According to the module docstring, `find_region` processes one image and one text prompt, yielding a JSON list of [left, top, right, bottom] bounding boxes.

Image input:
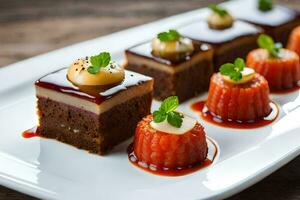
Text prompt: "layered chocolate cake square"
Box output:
[[228, 0, 300, 45], [35, 68, 153, 155], [178, 20, 262, 71], [125, 40, 213, 102]]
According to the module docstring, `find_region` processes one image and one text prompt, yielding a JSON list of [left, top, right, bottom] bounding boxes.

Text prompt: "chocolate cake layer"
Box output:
[[35, 68, 153, 154], [179, 20, 262, 70], [37, 92, 152, 155], [126, 43, 213, 102]]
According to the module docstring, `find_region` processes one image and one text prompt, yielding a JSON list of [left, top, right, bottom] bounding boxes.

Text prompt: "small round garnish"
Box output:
[[207, 4, 234, 30], [257, 34, 282, 58], [152, 30, 194, 61], [153, 96, 184, 128], [67, 52, 125, 86], [222, 67, 255, 84], [220, 58, 255, 84], [258, 0, 273, 12], [150, 114, 196, 135]]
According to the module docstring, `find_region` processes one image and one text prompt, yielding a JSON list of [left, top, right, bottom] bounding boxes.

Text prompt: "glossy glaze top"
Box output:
[[126, 41, 211, 66], [178, 20, 261, 45], [227, 0, 300, 27], [35, 68, 152, 104]]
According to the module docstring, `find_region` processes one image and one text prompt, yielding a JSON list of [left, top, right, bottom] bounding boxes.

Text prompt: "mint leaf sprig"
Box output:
[[209, 4, 228, 17], [87, 52, 111, 74], [157, 29, 180, 42], [257, 34, 282, 58], [220, 58, 246, 81], [258, 0, 273, 12], [153, 96, 183, 128]]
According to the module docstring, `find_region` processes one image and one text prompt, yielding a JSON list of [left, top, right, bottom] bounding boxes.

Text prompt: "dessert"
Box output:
[[228, 0, 300, 45], [35, 52, 153, 155], [178, 4, 262, 71], [247, 34, 300, 91], [128, 96, 209, 176], [206, 58, 271, 122], [287, 26, 300, 57], [125, 29, 213, 102]]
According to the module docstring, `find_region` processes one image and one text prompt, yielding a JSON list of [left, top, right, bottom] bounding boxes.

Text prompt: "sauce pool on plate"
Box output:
[[271, 85, 300, 95], [191, 101, 279, 129], [22, 126, 40, 138], [127, 137, 218, 177]]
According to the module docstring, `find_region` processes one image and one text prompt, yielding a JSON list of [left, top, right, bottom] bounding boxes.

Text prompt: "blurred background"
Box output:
[[0, 0, 225, 67], [0, 0, 300, 199]]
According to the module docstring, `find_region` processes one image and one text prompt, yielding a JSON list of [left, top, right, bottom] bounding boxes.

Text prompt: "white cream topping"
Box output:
[[150, 114, 197, 135], [222, 67, 256, 84]]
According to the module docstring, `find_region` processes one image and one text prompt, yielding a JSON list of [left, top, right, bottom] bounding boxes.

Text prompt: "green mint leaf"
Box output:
[[167, 112, 183, 128], [160, 96, 179, 113], [88, 52, 111, 74], [209, 4, 228, 17], [99, 52, 111, 66], [87, 66, 99, 74], [234, 58, 245, 71], [157, 29, 180, 42], [220, 58, 246, 81], [258, 0, 273, 12], [153, 110, 167, 123], [90, 55, 100, 67], [220, 63, 235, 76], [230, 70, 243, 81], [153, 96, 183, 128], [257, 34, 282, 58], [257, 34, 274, 50]]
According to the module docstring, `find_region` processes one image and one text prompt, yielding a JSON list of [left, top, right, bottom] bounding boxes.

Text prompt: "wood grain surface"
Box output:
[[1, 0, 300, 199]]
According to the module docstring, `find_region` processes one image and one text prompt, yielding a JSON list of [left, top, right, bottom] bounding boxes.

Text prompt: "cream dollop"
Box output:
[[151, 37, 194, 61], [150, 113, 197, 135], [207, 12, 234, 30], [222, 67, 255, 84], [67, 57, 125, 86]]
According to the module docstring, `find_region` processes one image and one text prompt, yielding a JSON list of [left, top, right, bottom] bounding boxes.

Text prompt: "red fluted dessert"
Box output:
[[247, 34, 300, 91], [134, 115, 207, 169], [129, 96, 208, 174], [206, 58, 271, 122]]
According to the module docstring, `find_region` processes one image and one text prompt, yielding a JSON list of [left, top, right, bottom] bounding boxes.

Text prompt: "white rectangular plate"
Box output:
[[0, 0, 300, 199]]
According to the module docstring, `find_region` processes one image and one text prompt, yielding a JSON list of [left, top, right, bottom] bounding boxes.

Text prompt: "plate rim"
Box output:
[[1, 0, 300, 199]]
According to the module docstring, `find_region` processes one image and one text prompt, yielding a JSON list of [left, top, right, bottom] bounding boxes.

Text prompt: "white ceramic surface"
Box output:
[[1, 0, 300, 199]]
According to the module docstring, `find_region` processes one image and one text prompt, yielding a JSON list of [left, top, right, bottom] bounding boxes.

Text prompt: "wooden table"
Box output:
[[0, 0, 299, 199]]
